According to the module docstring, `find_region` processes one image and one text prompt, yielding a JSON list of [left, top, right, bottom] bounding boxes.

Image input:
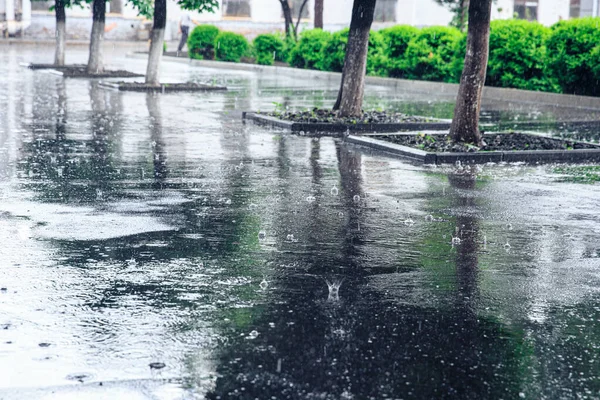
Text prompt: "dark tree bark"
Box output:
[[333, 0, 376, 118], [279, 0, 294, 39], [314, 0, 323, 29], [449, 0, 492, 146], [54, 0, 66, 65], [87, 0, 106, 73], [145, 0, 166, 85]]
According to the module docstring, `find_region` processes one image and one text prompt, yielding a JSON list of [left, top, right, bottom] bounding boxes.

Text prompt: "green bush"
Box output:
[[187, 24, 219, 60], [379, 25, 419, 78], [546, 17, 600, 96], [253, 33, 285, 65], [404, 26, 464, 83], [318, 29, 388, 76], [215, 31, 250, 62], [289, 29, 331, 69], [486, 19, 556, 92]]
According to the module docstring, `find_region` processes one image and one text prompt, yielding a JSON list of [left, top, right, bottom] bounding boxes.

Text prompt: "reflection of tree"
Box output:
[[19, 82, 124, 203], [145, 93, 167, 189], [449, 170, 479, 317]]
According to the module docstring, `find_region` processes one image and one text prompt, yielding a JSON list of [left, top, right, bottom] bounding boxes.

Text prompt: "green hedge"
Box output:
[[187, 25, 219, 60], [546, 17, 600, 96], [215, 31, 249, 63], [404, 26, 464, 83], [318, 28, 387, 76], [185, 20, 600, 97], [379, 25, 419, 78], [487, 19, 556, 92], [289, 29, 331, 69], [253, 33, 286, 65]]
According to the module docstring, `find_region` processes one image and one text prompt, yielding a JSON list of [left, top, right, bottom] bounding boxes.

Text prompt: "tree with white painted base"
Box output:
[[136, 0, 217, 86]]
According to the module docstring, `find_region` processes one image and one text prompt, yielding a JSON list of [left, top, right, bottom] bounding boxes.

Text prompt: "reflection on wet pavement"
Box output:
[[1, 45, 600, 399]]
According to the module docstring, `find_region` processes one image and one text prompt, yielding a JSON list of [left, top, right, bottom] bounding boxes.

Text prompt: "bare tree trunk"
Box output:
[[449, 0, 492, 146], [314, 0, 323, 28], [145, 0, 166, 86], [87, 0, 105, 73], [279, 0, 295, 40], [54, 0, 66, 66], [293, 0, 309, 38], [332, 0, 376, 117]]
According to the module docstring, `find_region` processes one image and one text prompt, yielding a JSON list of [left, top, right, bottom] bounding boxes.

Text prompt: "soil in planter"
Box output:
[[264, 109, 433, 125], [371, 132, 599, 153], [60, 68, 143, 78], [110, 81, 227, 92]]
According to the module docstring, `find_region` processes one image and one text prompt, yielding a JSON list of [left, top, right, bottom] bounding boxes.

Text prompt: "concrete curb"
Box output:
[[345, 134, 600, 165], [127, 52, 600, 110], [98, 81, 227, 92]]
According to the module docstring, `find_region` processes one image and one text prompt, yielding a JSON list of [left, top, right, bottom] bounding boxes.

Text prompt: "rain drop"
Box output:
[[330, 186, 339, 196]]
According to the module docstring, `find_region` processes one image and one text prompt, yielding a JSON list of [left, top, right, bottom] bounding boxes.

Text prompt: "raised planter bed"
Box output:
[[242, 111, 451, 136], [20, 63, 87, 70], [98, 81, 227, 92], [47, 68, 143, 79], [346, 132, 600, 165]]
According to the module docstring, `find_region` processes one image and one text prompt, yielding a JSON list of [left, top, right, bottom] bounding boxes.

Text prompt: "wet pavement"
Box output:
[[1, 44, 600, 399]]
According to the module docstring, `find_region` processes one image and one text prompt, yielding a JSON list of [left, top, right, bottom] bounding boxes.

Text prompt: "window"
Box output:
[[514, 0, 538, 20], [374, 0, 396, 23], [570, 0, 597, 17], [223, 0, 251, 18]]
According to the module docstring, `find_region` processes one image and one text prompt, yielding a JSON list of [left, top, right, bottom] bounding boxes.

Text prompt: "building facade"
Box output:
[[0, 0, 597, 39]]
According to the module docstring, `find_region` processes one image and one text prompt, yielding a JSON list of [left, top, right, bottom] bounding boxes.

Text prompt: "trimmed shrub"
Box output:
[[318, 29, 388, 76], [546, 17, 600, 96], [187, 24, 219, 60], [289, 29, 331, 69], [379, 25, 419, 78], [404, 26, 464, 83], [215, 31, 250, 63], [486, 19, 556, 92], [253, 33, 286, 65]]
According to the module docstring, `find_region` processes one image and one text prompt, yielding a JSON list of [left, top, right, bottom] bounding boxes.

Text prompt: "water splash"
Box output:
[[325, 278, 344, 302]]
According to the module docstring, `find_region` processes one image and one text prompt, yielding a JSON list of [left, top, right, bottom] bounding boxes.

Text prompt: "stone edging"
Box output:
[[126, 52, 600, 110], [345, 135, 600, 165], [242, 112, 451, 135]]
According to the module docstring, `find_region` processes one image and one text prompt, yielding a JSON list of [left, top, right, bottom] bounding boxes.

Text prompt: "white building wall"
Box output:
[[538, 0, 570, 24], [251, 0, 283, 23], [491, 0, 514, 20], [323, 0, 353, 25], [413, 0, 453, 26]]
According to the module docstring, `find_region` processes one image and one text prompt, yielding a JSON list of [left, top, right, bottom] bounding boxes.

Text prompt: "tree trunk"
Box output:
[[87, 0, 106, 73], [449, 0, 492, 146], [332, 0, 376, 117], [314, 0, 323, 29], [145, 0, 166, 86], [279, 0, 294, 40], [54, 0, 66, 66]]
